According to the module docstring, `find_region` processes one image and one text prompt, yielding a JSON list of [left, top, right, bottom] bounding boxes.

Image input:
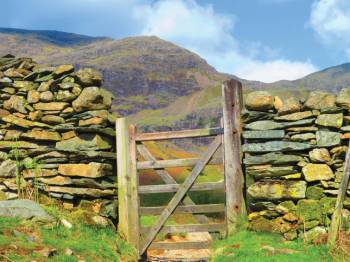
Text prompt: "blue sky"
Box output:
[[1, 0, 350, 83]]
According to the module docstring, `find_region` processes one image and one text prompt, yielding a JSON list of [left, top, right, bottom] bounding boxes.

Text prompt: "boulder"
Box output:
[[0, 199, 54, 223], [72, 87, 112, 112], [73, 68, 102, 87], [242, 141, 312, 153], [0, 160, 16, 177], [277, 97, 301, 115], [247, 180, 306, 200], [273, 96, 283, 111], [27, 90, 40, 104], [302, 164, 334, 182], [3, 95, 27, 114], [58, 162, 112, 178], [336, 88, 350, 109], [305, 91, 336, 110], [56, 134, 111, 151], [40, 91, 54, 102], [309, 148, 331, 163], [53, 65, 74, 78], [245, 91, 274, 111], [316, 131, 341, 147], [316, 113, 343, 128]]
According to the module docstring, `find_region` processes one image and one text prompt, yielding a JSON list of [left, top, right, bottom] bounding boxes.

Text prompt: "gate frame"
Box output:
[[116, 79, 245, 255]]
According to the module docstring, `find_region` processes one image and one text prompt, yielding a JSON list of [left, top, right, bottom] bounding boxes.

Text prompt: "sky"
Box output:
[[1, 0, 349, 83]]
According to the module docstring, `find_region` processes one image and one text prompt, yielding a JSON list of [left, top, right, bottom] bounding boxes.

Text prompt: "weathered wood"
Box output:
[[137, 144, 210, 224], [116, 118, 129, 240], [149, 241, 211, 250], [141, 223, 225, 234], [135, 127, 224, 141], [128, 124, 140, 250], [137, 156, 223, 169], [328, 139, 350, 246], [139, 136, 222, 255], [222, 79, 246, 235], [139, 204, 225, 215], [139, 181, 224, 194]]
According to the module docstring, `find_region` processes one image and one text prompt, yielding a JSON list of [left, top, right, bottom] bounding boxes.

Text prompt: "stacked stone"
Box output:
[[243, 89, 350, 241], [0, 55, 117, 210]]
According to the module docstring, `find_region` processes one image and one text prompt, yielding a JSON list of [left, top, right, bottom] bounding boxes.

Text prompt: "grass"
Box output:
[[211, 230, 333, 262], [0, 212, 137, 261]]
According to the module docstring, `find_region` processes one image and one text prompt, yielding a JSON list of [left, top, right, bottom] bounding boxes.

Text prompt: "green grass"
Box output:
[[0, 216, 137, 262], [211, 230, 333, 262]]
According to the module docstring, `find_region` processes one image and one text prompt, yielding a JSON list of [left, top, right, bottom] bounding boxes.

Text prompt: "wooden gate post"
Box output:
[[116, 118, 140, 251], [222, 79, 246, 234]]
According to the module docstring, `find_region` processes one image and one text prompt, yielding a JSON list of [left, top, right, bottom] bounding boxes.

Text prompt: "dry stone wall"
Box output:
[[0, 55, 117, 217], [243, 89, 350, 241]]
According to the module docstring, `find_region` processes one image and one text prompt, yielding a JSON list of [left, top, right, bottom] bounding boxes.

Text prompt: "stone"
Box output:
[[91, 215, 110, 227], [0, 108, 10, 118], [316, 113, 343, 128], [276, 201, 297, 214], [0, 160, 16, 177], [41, 115, 65, 124], [242, 130, 285, 140], [28, 111, 43, 121], [3, 95, 27, 114], [243, 152, 303, 165], [0, 141, 39, 149], [316, 131, 341, 147], [273, 96, 283, 111], [246, 165, 299, 179], [37, 80, 54, 92], [58, 162, 112, 178], [62, 131, 76, 140], [27, 90, 40, 104], [336, 87, 350, 109], [56, 90, 78, 102], [79, 117, 105, 127], [283, 213, 299, 223], [40, 91, 54, 102], [242, 141, 312, 153], [306, 186, 325, 200], [73, 68, 102, 86], [242, 110, 275, 123], [13, 81, 34, 91], [302, 164, 334, 182], [56, 135, 111, 151], [278, 97, 301, 115], [274, 111, 313, 121], [72, 87, 112, 112], [305, 91, 336, 110], [23, 169, 58, 178], [0, 199, 54, 223], [33, 102, 69, 111], [309, 148, 331, 163], [44, 186, 115, 197], [21, 130, 61, 141], [290, 133, 316, 141], [247, 180, 306, 200], [245, 120, 284, 130], [53, 65, 74, 78], [305, 226, 327, 242], [245, 91, 274, 111], [297, 199, 322, 222], [4, 130, 22, 141]]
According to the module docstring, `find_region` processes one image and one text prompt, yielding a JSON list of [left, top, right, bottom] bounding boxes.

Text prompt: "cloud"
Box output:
[[310, 0, 350, 57], [135, 0, 317, 82]]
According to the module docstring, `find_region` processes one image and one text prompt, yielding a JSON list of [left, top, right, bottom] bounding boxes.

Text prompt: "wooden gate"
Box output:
[[116, 79, 245, 256]]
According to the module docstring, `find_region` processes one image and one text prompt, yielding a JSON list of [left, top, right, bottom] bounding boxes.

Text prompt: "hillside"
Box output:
[[1, 27, 350, 129]]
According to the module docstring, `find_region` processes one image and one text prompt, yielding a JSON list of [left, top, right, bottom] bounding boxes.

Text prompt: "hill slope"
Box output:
[[1, 27, 349, 129]]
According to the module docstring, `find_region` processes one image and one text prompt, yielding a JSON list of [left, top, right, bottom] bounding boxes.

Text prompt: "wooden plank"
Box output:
[[139, 181, 224, 194], [135, 127, 224, 141], [137, 156, 223, 169], [116, 118, 130, 240], [328, 139, 350, 246], [140, 204, 225, 215], [149, 241, 211, 250], [128, 124, 140, 250], [141, 223, 225, 234], [139, 136, 222, 255], [137, 144, 210, 224], [222, 79, 246, 235]]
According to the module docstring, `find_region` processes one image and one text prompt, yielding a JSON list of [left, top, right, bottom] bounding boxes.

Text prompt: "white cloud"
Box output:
[[134, 0, 317, 82], [310, 0, 350, 57]]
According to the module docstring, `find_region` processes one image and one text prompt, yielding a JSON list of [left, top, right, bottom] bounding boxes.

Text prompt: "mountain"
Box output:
[[1, 27, 349, 129]]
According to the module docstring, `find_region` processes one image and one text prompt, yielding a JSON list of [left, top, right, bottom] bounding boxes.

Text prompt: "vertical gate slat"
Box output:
[[222, 79, 246, 235]]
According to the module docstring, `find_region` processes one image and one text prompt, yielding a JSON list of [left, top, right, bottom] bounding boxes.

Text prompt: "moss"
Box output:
[[306, 186, 325, 200], [297, 199, 322, 222]]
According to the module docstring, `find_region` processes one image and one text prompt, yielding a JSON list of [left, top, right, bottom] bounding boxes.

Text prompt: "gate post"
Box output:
[[116, 118, 140, 251], [222, 79, 246, 234]]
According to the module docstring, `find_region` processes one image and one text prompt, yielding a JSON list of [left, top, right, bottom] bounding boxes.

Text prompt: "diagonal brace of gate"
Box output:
[[139, 136, 222, 255]]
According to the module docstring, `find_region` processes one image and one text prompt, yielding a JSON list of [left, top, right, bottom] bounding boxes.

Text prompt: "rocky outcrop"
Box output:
[[244, 89, 350, 240], [0, 55, 117, 216]]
